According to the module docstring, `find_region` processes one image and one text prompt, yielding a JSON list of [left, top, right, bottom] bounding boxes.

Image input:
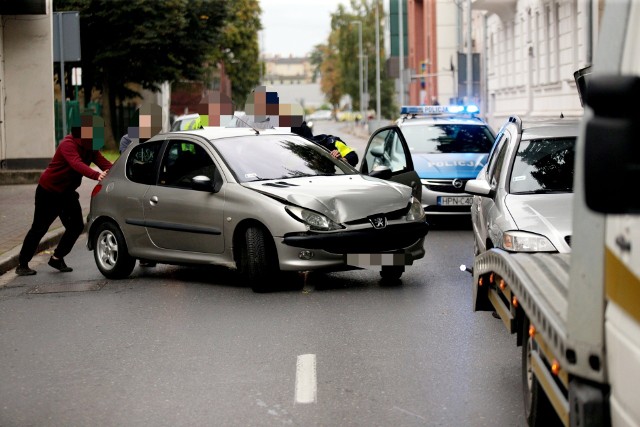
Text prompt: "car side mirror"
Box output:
[[465, 179, 494, 198], [584, 74, 640, 213], [191, 175, 222, 193], [368, 165, 392, 180]]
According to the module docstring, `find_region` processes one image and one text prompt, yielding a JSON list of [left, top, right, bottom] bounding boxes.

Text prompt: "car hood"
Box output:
[[242, 175, 412, 223], [412, 153, 487, 179], [504, 193, 573, 237]]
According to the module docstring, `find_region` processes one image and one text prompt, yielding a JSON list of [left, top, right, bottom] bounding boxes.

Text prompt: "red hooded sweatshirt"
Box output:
[[38, 134, 113, 193]]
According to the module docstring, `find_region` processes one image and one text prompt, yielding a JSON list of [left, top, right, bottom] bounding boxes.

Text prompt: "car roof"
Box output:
[[519, 119, 581, 140], [168, 126, 297, 140], [397, 115, 490, 127], [395, 104, 491, 128]]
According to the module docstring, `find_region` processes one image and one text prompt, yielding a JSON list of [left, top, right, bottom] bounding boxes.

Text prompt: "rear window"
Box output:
[[401, 124, 495, 154]]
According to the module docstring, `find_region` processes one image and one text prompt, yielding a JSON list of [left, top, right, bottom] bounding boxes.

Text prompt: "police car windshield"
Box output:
[[401, 124, 495, 154]]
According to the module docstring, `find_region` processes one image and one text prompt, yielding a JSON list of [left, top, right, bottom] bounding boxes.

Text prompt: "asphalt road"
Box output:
[[0, 232, 525, 426]]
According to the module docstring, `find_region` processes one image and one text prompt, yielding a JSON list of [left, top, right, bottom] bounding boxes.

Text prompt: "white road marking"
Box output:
[[295, 354, 317, 404]]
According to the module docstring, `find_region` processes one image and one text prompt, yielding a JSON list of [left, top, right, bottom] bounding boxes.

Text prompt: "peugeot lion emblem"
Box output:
[[452, 179, 463, 189], [370, 215, 387, 229]]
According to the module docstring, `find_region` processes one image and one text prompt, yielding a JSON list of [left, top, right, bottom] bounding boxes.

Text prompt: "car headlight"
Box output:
[[285, 206, 344, 231], [406, 197, 425, 221], [501, 231, 557, 252]]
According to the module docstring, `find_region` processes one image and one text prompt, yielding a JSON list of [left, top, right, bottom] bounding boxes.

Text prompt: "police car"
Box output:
[[360, 104, 496, 217]]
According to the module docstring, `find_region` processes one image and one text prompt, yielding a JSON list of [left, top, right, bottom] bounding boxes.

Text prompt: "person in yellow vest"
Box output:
[[311, 134, 359, 167]]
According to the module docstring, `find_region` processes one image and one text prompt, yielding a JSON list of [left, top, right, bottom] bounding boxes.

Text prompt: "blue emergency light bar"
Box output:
[[400, 104, 480, 115]]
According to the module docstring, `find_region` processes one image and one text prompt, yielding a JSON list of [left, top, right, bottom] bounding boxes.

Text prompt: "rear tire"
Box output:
[[522, 316, 563, 426], [238, 225, 278, 293], [93, 222, 136, 279]]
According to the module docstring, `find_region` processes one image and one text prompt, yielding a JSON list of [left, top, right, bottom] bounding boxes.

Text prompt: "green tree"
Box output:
[[322, 0, 396, 119], [217, 0, 262, 109], [54, 0, 231, 149]]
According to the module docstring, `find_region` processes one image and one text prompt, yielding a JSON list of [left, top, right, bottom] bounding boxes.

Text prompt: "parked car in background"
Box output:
[[87, 127, 428, 292], [359, 105, 496, 218], [307, 109, 333, 121], [465, 115, 579, 256]]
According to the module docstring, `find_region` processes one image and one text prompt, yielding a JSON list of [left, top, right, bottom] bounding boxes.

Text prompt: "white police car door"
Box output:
[[360, 126, 422, 201]]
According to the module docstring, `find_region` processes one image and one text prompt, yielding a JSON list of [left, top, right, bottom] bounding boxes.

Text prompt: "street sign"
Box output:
[[53, 12, 81, 62]]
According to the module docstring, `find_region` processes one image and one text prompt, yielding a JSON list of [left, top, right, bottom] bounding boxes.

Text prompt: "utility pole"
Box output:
[[398, 0, 404, 106], [466, 0, 472, 103], [352, 20, 364, 122], [375, 0, 381, 120]]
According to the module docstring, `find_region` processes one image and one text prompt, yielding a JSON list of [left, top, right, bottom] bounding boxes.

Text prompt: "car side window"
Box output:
[[126, 141, 163, 185], [486, 132, 509, 180], [159, 140, 216, 188], [488, 135, 510, 188]]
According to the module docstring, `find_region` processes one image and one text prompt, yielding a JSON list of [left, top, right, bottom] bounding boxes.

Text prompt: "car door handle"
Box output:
[[149, 196, 159, 206]]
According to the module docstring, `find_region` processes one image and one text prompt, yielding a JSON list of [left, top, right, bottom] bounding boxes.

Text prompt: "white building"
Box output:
[[471, 0, 600, 130]]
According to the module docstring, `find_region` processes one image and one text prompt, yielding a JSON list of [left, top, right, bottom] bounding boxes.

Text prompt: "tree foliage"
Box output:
[[53, 0, 233, 148], [321, 0, 396, 118], [217, 0, 262, 109]]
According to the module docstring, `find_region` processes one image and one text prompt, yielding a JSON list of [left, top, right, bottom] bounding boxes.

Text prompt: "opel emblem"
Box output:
[[369, 215, 387, 229], [452, 179, 463, 189]]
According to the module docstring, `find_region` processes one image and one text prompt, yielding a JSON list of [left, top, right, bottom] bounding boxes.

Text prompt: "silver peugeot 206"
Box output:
[[86, 127, 428, 292]]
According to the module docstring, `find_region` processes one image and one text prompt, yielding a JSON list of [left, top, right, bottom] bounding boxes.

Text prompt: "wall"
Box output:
[[1, 0, 55, 169]]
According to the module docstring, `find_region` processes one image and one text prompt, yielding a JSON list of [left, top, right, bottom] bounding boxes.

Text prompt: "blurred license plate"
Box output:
[[438, 196, 473, 206], [346, 253, 411, 266]]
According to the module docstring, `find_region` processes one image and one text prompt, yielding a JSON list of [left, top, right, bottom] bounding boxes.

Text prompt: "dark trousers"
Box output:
[[18, 185, 84, 265]]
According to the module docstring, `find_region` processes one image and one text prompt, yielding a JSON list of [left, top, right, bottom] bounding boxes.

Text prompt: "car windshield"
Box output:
[[214, 134, 357, 183], [401, 123, 495, 153], [509, 137, 576, 194]]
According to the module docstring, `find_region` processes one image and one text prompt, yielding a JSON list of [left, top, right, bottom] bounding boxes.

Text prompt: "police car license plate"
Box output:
[[438, 196, 473, 206]]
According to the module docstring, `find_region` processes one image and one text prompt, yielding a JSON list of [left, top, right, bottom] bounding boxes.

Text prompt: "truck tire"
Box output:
[[521, 316, 563, 426], [93, 222, 136, 280]]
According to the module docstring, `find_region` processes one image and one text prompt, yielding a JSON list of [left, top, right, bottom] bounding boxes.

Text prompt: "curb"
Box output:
[[0, 223, 88, 276]]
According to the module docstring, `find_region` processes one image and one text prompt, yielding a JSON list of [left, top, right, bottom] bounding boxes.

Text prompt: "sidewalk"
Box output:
[[0, 176, 95, 275]]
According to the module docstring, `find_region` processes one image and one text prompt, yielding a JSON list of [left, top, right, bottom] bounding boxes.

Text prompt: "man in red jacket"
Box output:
[[15, 115, 113, 276]]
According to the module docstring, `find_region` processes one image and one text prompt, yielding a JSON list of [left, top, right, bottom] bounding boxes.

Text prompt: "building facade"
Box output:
[[390, 0, 600, 130]]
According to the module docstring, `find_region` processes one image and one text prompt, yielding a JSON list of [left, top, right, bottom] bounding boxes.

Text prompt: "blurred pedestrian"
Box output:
[[16, 115, 113, 276], [119, 103, 164, 153]]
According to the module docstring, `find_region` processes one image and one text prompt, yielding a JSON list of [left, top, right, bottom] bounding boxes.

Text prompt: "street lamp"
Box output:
[[375, 0, 381, 121], [351, 20, 363, 123]]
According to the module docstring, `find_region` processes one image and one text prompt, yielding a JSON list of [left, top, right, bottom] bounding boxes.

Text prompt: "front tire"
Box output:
[[93, 222, 136, 280], [238, 225, 278, 293]]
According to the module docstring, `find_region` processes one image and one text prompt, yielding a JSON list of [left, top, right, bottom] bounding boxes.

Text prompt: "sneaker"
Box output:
[[48, 257, 73, 272], [16, 265, 37, 276]]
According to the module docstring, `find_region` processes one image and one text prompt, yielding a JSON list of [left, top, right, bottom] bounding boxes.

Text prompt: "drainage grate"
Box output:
[[27, 281, 106, 294]]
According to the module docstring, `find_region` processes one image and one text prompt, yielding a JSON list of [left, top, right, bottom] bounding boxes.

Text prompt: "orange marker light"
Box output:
[[551, 360, 561, 375], [529, 325, 536, 337], [490, 273, 495, 283], [479, 277, 483, 286], [499, 279, 506, 291], [512, 296, 518, 307]]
